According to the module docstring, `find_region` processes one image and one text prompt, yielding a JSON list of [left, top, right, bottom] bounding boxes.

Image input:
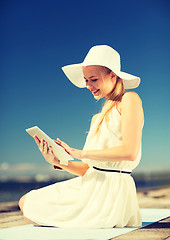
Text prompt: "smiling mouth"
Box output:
[[92, 89, 100, 95]]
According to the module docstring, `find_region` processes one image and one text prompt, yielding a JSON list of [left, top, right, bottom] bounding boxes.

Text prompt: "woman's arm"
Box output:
[[58, 92, 144, 162], [34, 136, 89, 177], [82, 92, 144, 161], [33, 113, 101, 177], [54, 161, 89, 176], [53, 115, 101, 175]]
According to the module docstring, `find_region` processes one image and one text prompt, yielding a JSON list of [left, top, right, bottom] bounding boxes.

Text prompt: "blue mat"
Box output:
[[0, 209, 170, 240]]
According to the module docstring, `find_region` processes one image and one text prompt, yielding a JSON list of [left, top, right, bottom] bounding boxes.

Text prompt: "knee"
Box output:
[[19, 194, 26, 212]]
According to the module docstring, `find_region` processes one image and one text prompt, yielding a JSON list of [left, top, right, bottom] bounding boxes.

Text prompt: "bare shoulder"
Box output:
[[117, 92, 142, 113], [122, 91, 142, 105], [90, 113, 100, 129], [121, 91, 144, 124]]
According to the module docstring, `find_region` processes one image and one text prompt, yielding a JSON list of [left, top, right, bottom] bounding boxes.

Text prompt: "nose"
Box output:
[[86, 81, 93, 90]]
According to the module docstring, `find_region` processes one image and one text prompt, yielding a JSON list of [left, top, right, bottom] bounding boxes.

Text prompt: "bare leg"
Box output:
[[19, 194, 41, 226], [19, 194, 26, 212]]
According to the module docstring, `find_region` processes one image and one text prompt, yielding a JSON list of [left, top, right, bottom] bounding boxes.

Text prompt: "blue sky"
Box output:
[[0, 0, 170, 176]]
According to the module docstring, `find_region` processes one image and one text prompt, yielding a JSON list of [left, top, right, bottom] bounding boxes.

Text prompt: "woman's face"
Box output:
[[82, 65, 117, 100]]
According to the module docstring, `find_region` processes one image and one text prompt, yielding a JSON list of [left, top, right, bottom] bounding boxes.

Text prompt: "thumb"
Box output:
[[54, 138, 61, 145]]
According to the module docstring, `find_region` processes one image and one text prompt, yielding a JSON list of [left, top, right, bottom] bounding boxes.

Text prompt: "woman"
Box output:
[[19, 45, 144, 228]]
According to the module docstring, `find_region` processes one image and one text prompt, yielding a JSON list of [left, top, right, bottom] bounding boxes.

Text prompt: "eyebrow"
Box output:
[[84, 76, 97, 80]]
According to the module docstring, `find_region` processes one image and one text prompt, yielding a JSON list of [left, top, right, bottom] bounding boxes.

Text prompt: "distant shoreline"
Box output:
[[1, 176, 170, 203], [136, 184, 170, 192], [1, 185, 170, 209]]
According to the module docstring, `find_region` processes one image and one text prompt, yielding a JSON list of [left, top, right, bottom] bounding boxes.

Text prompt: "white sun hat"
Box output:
[[62, 45, 140, 89]]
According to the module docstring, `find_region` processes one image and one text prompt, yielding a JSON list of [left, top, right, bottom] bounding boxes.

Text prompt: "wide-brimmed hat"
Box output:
[[62, 45, 140, 89]]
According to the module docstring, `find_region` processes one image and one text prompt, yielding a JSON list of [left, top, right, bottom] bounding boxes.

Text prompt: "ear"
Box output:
[[110, 71, 116, 79]]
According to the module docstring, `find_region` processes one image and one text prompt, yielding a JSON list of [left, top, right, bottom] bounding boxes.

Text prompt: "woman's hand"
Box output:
[[55, 138, 83, 160], [34, 135, 60, 166]]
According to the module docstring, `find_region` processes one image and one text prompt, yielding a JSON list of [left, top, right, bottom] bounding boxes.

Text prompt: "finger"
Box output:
[[44, 141, 48, 153], [54, 165, 63, 170], [57, 139, 69, 149], [56, 139, 66, 149], [56, 139, 71, 155], [57, 138, 63, 144], [34, 135, 40, 146], [56, 138, 62, 145], [40, 139, 45, 152], [48, 146, 53, 154], [53, 140, 60, 145], [64, 149, 71, 155]]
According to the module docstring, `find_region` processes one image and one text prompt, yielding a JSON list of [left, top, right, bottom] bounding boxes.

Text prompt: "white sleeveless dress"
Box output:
[[23, 106, 143, 228]]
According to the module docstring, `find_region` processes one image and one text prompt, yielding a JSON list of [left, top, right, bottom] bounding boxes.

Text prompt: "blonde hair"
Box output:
[[95, 66, 126, 135]]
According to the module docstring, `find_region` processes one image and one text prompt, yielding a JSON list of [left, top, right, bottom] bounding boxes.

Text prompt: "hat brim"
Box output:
[[62, 64, 140, 89], [117, 71, 141, 89], [62, 63, 85, 88]]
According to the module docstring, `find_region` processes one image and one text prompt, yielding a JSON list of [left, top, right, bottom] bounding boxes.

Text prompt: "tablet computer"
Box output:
[[26, 126, 73, 165]]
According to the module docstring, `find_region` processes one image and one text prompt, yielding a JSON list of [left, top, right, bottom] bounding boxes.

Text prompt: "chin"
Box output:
[[94, 95, 103, 100]]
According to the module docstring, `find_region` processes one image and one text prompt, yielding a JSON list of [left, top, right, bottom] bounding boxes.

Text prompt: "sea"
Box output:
[[1, 172, 170, 203]]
